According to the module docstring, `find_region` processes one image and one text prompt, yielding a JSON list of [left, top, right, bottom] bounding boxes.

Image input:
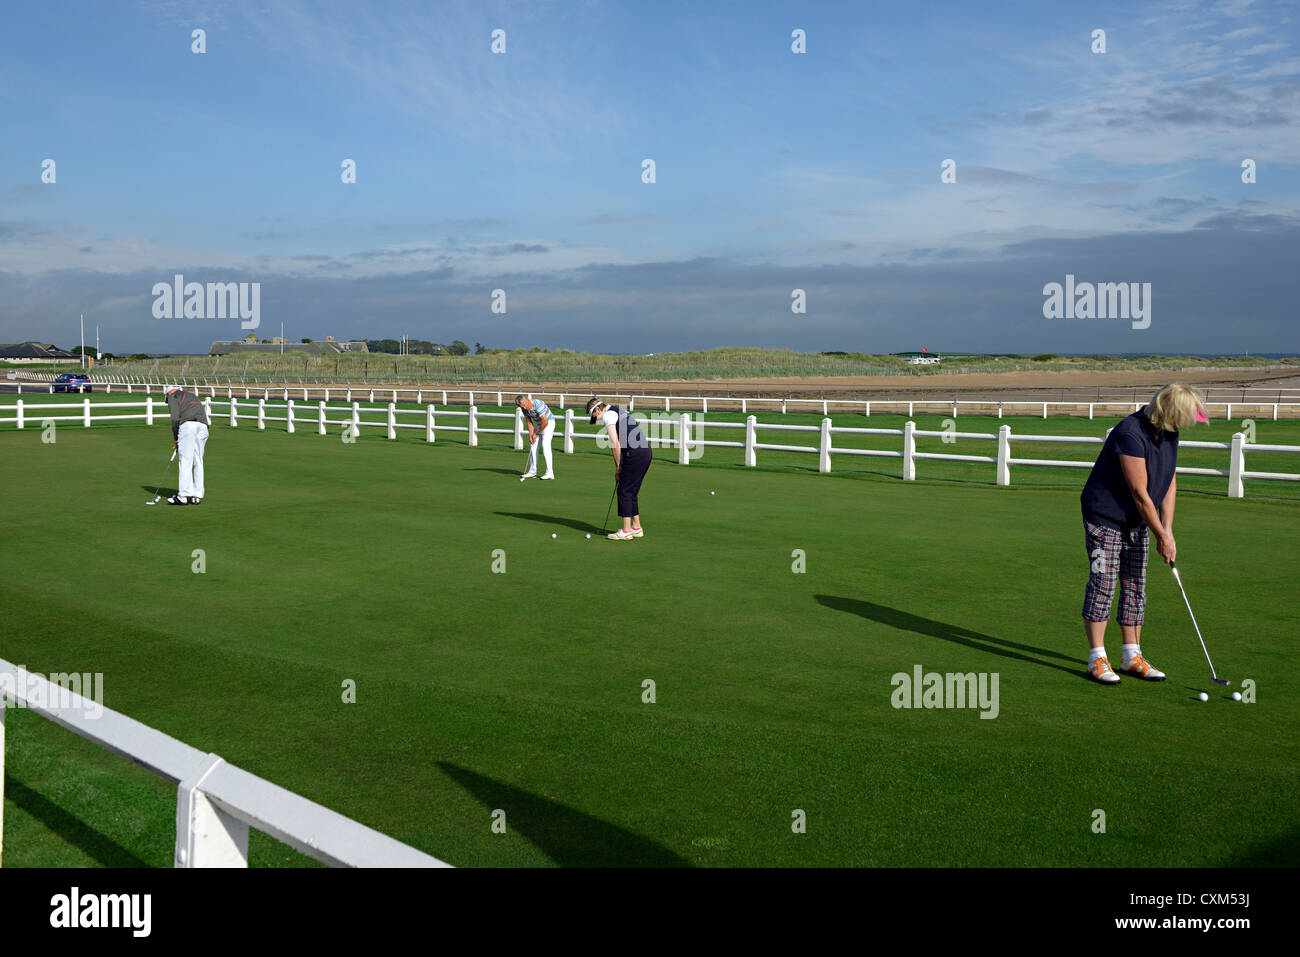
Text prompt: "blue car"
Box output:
[[53, 373, 92, 393]]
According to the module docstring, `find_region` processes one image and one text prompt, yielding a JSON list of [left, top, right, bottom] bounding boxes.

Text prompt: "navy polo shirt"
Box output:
[[1081, 410, 1180, 531]]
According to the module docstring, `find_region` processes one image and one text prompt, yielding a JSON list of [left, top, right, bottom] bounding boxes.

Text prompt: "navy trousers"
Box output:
[[618, 448, 652, 517]]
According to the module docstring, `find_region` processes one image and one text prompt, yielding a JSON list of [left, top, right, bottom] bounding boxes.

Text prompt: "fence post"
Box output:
[[0, 686, 5, 858], [127, 383, 133, 394], [287, 399, 295, 433], [230, 396, 238, 427], [701, 397, 708, 413], [678, 413, 691, 465], [908, 401, 914, 417], [318, 401, 326, 436], [564, 408, 574, 453], [426, 405, 436, 443], [497, 391, 503, 407], [903, 420, 916, 481], [1088, 403, 1094, 420], [83, 397, 91, 427], [628, 396, 634, 412], [1041, 402, 1047, 419], [865, 402, 870, 417], [282, 387, 288, 401], [1226, 402, 1232, 421], [146, 396, 154, 426], [392, 390, 397, 404], [368, 390, 374, 403], [175, 756, 250, 868], [346, 388, 352, 403], [442, 390, 448, 404], [203, 397, 212, 428], [997, 402, 1003, 419], [514, 408, 524, 450], [1273, 403, 1279, 421], [745, 415, 757, 467], [387, 403, 396, 440], [1228, 432, 1245, 499], [819, 417, 832, 473], [415, 390, 421, 405], [468, 405, 479, 447], [781, 398, 787, 414], [352, 402, 360, 438], [997, 425, 1011, 486], [324, 389, 330, 403], [952, 400, 957, 419], [257, 398, 266, 430], [741, 398, 747, 414]]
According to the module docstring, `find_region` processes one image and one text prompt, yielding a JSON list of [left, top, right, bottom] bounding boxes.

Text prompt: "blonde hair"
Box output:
[[1144, 383, 1205, 433]]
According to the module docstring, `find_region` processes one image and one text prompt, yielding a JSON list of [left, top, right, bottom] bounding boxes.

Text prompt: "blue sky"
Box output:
[[2, 0, 1298, 354]]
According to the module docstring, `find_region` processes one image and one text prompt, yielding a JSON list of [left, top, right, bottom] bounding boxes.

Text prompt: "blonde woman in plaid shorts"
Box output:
[[1078, 384, 1208, 685]]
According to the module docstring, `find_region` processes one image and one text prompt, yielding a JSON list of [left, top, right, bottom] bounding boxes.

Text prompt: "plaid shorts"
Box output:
[[1081, 520, 1148, 626]]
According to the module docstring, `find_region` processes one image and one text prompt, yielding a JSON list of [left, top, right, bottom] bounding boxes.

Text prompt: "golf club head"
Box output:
[[1210, 677, 1230, 686]]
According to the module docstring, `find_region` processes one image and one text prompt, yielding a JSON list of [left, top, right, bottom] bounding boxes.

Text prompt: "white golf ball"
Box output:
[[551, 533, 557, 539], [710, 491, 715, 495], [1232, 691, 1242, 702], [519, 476, 525, 482], [585, 533, 591, 539], [1198, 692, 1209, 702]]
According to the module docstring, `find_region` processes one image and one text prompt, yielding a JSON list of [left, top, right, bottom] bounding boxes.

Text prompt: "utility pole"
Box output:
[[80, 313, 86, 369], [281, 321, 284, 356], [96, 325, 101, 362]]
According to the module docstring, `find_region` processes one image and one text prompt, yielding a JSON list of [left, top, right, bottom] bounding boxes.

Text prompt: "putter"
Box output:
[[600, 482, 618, 536], [1169, 562, 1229, 685], [145, 449, 178, 505]]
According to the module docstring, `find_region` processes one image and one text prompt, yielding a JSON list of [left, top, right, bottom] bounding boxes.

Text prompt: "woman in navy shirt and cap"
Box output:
[[1079, 383, 1208, 685], [587, 397, 653, 541]]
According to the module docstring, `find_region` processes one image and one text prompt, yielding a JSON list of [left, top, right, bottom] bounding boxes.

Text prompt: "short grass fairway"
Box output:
[[1, 418, 1297, 867]]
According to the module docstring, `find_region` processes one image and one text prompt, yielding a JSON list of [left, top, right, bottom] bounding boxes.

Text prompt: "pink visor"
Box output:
[[1195, 407, 1209, 424]]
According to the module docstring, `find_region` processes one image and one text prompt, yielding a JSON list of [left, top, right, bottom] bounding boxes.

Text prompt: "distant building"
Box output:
[[0, 342, 81, 363], [208, 338, 369, 356]]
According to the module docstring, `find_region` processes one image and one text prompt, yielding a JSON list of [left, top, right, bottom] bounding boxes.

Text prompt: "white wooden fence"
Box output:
[[2, 395, 1298, 498], [0, 659, 449, 868], [11, 373, 1300, 421]]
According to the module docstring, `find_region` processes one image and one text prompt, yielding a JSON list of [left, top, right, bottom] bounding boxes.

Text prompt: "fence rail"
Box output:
[[10, 374, 1300, 421], [3, 394, 1297, 498], [0, 659, 449, 868]]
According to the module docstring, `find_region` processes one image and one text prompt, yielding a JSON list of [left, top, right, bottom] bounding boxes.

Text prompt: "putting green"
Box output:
[[0, 419, 1296, 866]]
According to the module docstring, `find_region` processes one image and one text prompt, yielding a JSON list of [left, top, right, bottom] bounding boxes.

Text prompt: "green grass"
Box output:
[[1, 417, 1297, 867]]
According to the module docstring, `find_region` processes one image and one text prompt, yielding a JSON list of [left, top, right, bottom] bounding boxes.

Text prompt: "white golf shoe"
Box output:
[[1086, 656, 1121, 685], [607, 529, 637, 541]]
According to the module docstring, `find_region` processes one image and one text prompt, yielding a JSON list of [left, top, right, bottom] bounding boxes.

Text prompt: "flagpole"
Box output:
[[80, 313, 85, 369]]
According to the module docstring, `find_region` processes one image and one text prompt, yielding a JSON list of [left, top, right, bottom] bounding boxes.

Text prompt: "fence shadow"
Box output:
[[815, 595, 1086, 678], [437, 762, 691, 867], [2, 777, 153, 867], [494, 511, 600, 534]]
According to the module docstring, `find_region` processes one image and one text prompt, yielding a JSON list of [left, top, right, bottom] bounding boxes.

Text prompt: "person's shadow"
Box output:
[[438, 762, 690, 867], [815, 595, 1086, 678], [140, 485, 178, 497], [465, 468, 520, 476], [495, 511, 602, 534]]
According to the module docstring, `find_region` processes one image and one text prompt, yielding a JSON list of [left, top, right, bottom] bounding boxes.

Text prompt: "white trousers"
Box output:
[[178, 421, 209, 499], [526, 419, 555, 476]]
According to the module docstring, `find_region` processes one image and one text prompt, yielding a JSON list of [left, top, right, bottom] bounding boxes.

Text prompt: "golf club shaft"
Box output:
[[1171, 564, 1221, 678], [152, 449, 177, 499], [601, 481, 617, 534]]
